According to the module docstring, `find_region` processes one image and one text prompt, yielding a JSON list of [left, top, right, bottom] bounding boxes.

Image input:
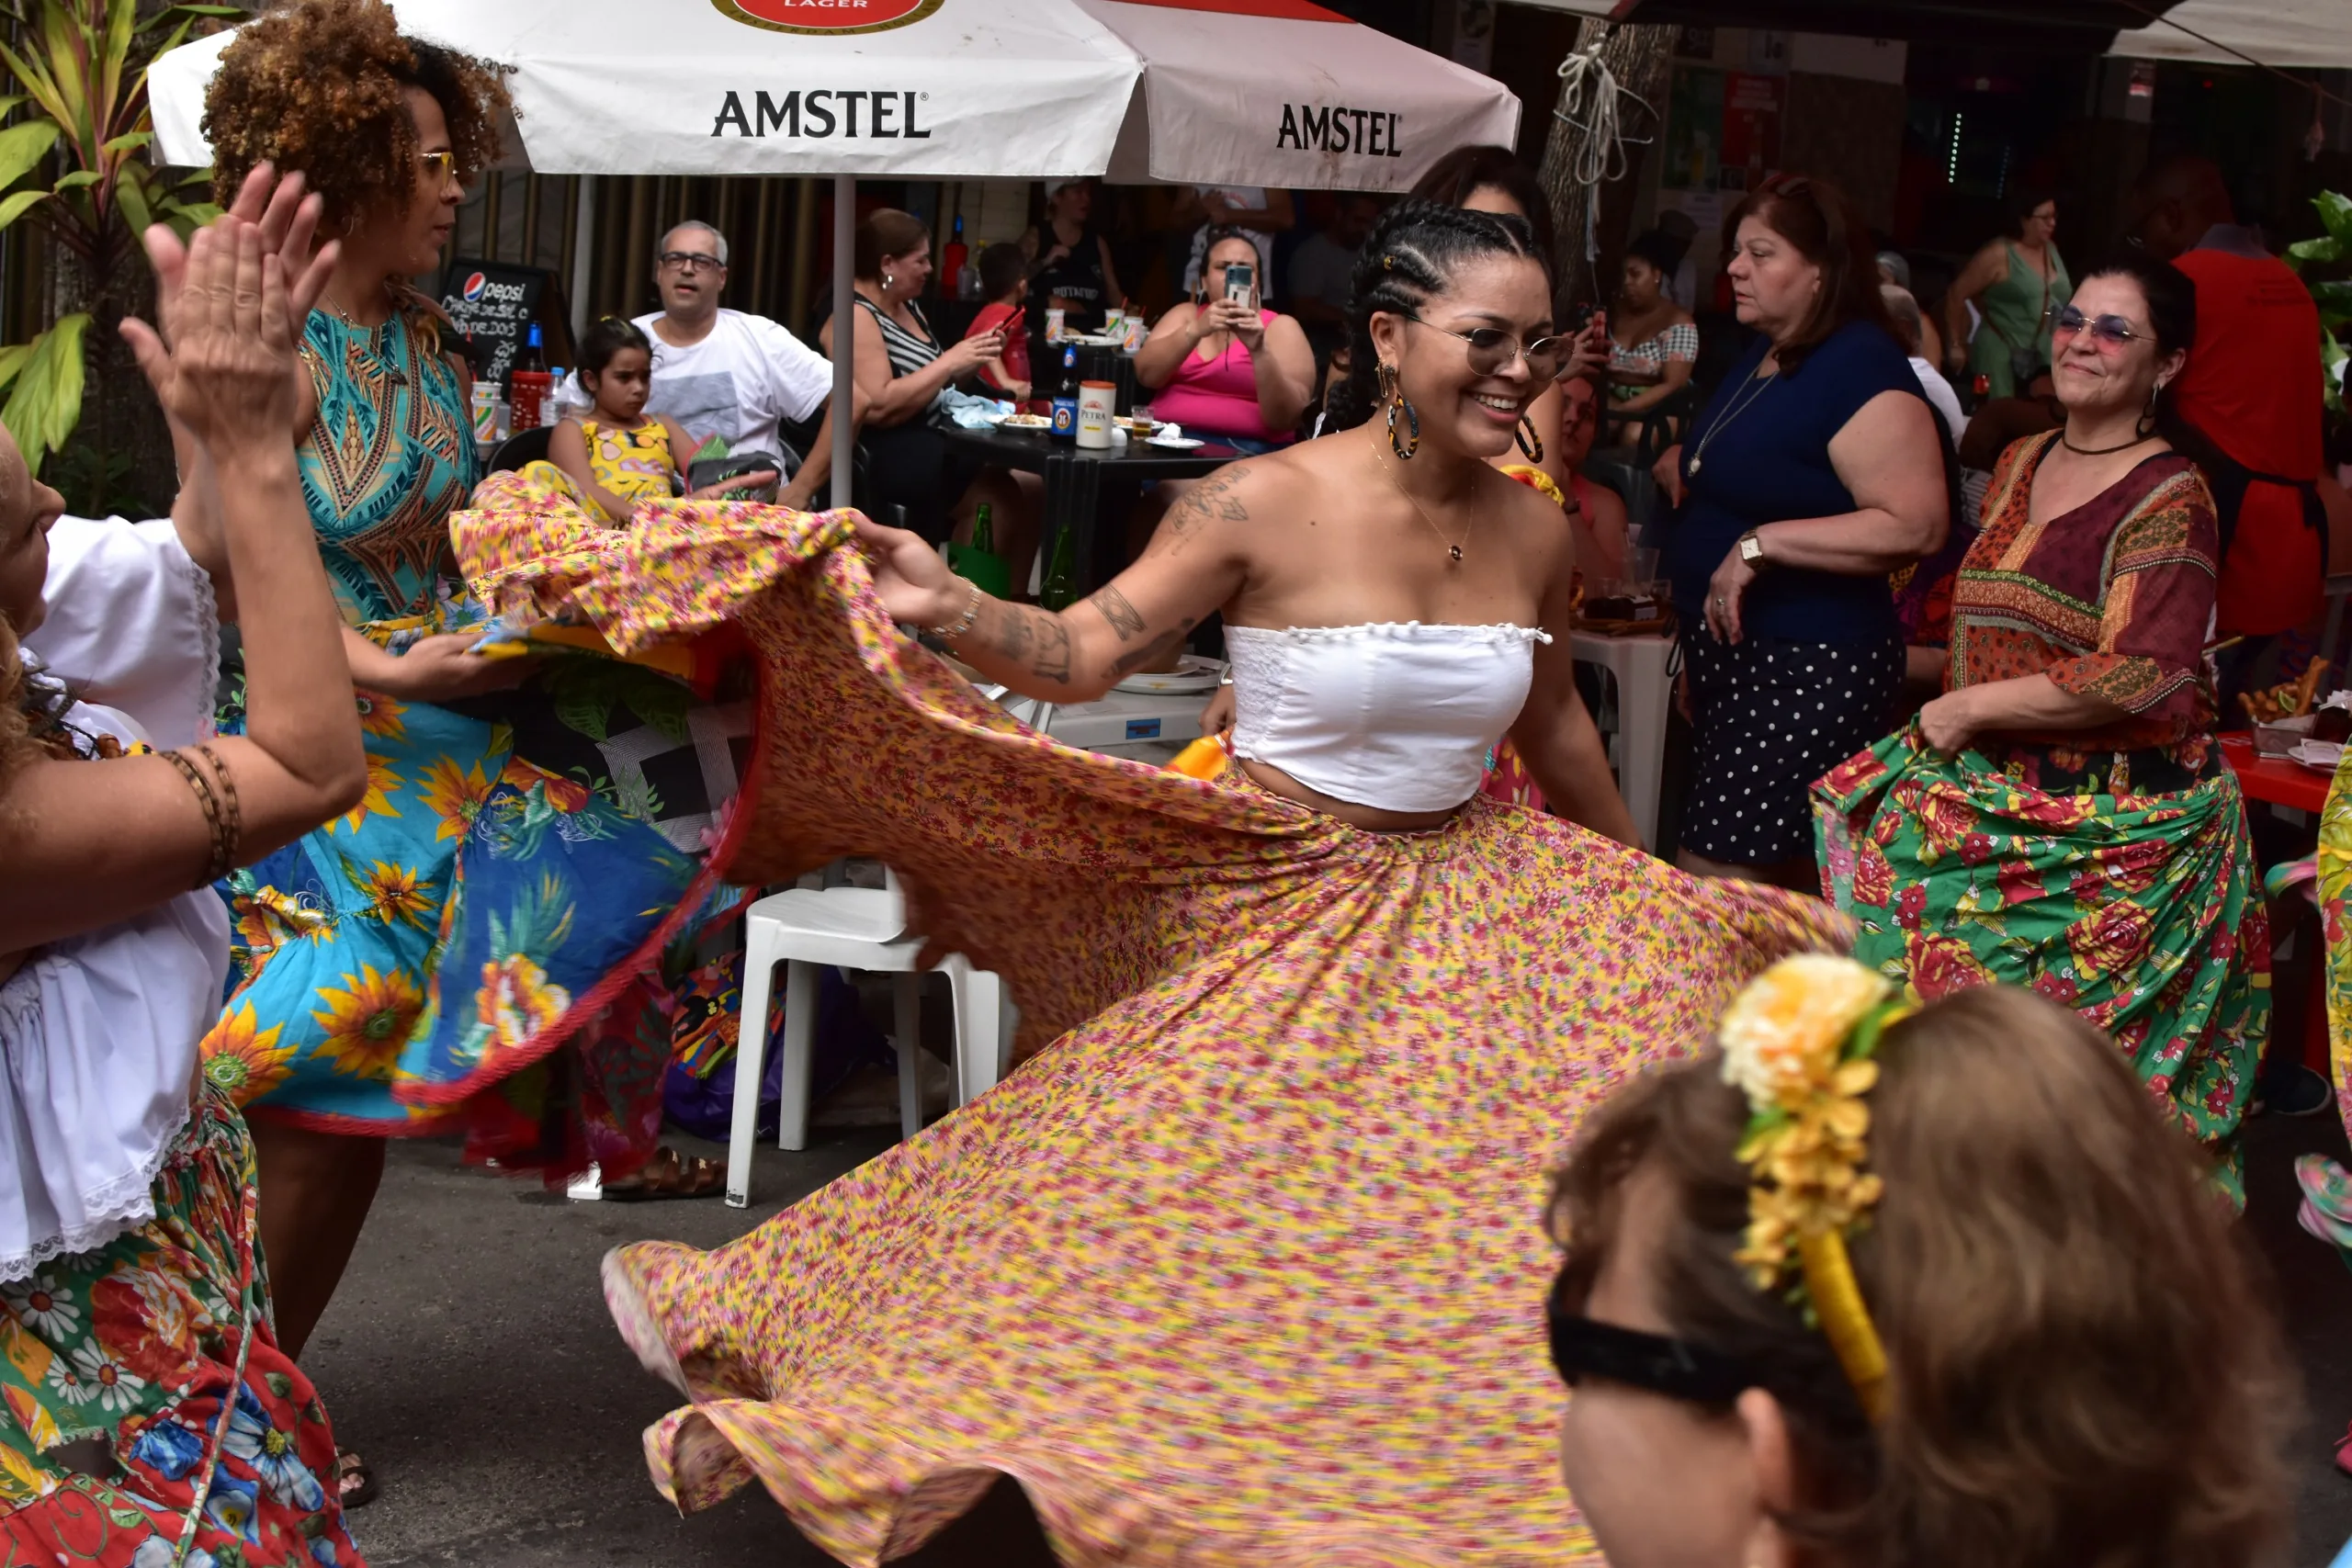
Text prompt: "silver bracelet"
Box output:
[[927, 578, 983, 642]]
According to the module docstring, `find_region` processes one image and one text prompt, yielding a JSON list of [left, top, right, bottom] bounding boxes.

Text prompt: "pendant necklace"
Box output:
[[1372, 436, 1476, 564], [1686, 363, 1777, 477]]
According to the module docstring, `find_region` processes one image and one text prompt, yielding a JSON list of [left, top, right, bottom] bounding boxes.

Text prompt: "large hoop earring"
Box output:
[[1515, 414, 1544, 464], [1378, 363, 1419, 459], [2139, 382, 2162, 439]]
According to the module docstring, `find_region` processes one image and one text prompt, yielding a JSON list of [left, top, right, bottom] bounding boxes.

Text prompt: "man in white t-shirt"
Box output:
[[606, 220, 849, 510], [1883, 286, 1966, 446]]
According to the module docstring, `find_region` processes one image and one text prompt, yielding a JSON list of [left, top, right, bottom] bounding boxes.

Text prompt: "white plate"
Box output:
[[1148, 435, 1205, 450], [999, 415, 1052, 433], [2292, 739, 2346, 773], [1113, 655, 1224, 694]]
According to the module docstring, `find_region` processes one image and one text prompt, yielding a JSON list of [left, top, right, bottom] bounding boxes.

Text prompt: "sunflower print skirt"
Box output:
[[450, 484, 1848, 1566], [203, 643, 697, 1178], [1815, 727, 2268, 1201], [0, 1086, 363, 1567]]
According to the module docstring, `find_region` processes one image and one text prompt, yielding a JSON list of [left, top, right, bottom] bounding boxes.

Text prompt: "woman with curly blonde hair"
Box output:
[[200, 0, 699, 1505], [0, 171, 376, 1568]]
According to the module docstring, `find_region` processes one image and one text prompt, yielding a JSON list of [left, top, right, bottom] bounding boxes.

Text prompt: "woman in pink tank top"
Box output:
[[1134, 228, 1317, 453]]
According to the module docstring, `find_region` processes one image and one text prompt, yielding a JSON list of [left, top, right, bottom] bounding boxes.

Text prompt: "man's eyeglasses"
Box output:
[[419, 150, 459, 186], [661, 252, 726, 274], [2048, 304, 2146, 351], [1401, 314, 1571, 382]]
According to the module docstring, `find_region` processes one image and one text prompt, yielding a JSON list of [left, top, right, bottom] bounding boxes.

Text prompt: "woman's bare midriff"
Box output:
[[1236, 756, 1466, 834]]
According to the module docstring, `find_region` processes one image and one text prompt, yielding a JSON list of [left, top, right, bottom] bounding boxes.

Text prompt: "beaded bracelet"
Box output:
[[164, 749, 233, 887], [195, 743, 243, 873], [927, 578, 984, 644]]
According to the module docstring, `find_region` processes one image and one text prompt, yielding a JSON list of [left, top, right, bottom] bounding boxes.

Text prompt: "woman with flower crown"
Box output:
[[455, 199, 1847, 1563], [0, 175, 372, 1566], [1546, 955, 2290, 1568]]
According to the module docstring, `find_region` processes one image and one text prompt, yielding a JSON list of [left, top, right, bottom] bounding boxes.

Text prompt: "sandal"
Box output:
[[334, 1448, 379, 1510], [601, 1145, 725, 1202]]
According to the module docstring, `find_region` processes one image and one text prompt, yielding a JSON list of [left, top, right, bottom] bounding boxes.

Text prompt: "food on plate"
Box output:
[[2239, 660, 2328, 724]]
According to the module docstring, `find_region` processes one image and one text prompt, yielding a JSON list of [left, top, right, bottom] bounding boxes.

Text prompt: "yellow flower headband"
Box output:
[[1717, 954, 1915, 1421]]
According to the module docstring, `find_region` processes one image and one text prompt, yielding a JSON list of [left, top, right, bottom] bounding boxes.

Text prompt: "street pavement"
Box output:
[[309, 1101, 2352, 1567]]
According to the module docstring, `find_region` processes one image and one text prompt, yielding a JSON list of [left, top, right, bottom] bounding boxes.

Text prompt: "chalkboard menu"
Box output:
[[436, 259, 549, 385]]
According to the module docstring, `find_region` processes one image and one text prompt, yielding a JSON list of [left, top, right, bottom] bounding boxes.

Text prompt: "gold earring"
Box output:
[[1378, 364, 1419, 460], [1515, 415, 1544, 463]]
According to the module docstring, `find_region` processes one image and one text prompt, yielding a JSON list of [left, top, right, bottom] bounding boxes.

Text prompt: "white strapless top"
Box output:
[[1226, 621, 1550, 813]]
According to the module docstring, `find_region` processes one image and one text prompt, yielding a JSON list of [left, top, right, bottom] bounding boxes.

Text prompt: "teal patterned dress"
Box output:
[[202, 303, 693, 1174]]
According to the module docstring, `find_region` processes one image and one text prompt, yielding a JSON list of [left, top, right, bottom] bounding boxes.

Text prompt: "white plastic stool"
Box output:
[[726, 870, 1010, 1207]]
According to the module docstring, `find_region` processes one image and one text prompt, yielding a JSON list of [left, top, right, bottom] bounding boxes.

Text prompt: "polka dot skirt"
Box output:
[[1680, 632, 1904, 866]]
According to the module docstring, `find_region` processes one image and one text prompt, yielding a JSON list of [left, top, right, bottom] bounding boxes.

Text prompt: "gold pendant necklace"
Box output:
[[1686, 364, 1776, 477], [1372, 435, 1476, 564]]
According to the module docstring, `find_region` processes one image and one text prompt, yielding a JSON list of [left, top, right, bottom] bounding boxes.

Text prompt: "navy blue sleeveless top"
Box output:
[[1667, 319, 1923, 645]]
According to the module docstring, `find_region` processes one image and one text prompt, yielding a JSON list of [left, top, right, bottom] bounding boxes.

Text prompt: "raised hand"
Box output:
[[123, 162, 338, 419], [125, 219, 299, 456]]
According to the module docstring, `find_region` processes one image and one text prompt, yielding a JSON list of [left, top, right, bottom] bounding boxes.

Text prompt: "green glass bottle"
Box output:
[[971, 502, 994, 556], [1038, 523, 1079, 611]]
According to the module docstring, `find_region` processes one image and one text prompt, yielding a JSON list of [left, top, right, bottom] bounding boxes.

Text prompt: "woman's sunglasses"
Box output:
[[1401, 314, 1571, 382], [2048, 304, 2146, 352], [419, 149, 460, 186], [1547, 1267, 1757, 1404]]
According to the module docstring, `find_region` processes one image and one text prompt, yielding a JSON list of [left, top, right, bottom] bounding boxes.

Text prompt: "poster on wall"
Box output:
[[1661, 67, 1723, 191], [436, 260, 548, 386], [1718, 73, 1783, 193]]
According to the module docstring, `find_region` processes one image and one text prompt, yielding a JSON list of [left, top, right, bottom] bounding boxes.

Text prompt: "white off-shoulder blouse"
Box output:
[[2, 517, 226, 1280]]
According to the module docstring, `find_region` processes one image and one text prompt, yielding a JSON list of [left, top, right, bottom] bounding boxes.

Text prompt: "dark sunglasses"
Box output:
[[1547, 1267, 1757, 1404], [661, 251, 725, 274], [2048, 304, 2145, 350], [1401, 314, 1571, 382]]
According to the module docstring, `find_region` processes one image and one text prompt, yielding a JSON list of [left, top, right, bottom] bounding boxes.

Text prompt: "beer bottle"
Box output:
[[1039, 524, 1079, 611], [1050, 344, 1080, 442], [971, 502, 994, 557]]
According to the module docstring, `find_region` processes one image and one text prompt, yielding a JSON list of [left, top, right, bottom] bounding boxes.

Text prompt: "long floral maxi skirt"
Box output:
[[1815, 728, 2269, 1200], [0, 1086, 364, 1567], [2309, 752, 2352, 1147], [450, 488, 1850, 1567], [203, 639, 699, 1179]]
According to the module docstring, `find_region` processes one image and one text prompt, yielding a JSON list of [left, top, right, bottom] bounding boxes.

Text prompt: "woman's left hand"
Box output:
[[1917, 689, 1979, 755], [1702, 544, 1758, 644]]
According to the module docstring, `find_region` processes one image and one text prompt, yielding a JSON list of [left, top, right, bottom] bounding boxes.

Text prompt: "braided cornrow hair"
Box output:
[[1324, 199, 1549, 437]]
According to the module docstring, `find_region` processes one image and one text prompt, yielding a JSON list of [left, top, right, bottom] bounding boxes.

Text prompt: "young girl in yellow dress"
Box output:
[[549, 317, 703, 525]]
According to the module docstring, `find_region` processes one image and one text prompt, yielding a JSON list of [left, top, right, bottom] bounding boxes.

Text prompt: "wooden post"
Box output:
[[1537, 20, 1673, 311]]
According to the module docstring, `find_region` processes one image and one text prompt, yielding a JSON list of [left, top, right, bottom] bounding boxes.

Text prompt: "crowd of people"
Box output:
[[0, 0, 2343, 1563]]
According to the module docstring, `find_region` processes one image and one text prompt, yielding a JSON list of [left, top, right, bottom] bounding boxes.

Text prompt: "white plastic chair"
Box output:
[[725, 867, 1010, 1208]]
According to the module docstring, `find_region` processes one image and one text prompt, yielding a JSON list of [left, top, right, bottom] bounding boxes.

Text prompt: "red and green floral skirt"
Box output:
[[1815, 727, 2268, 1201], [0, 1086, 363, 1567]]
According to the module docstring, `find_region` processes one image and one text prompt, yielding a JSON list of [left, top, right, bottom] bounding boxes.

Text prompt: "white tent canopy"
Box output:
[[2109, 0, 2352, 68]]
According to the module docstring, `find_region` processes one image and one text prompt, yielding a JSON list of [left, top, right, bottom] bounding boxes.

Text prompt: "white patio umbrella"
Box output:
[[148, 0, 1521, 503], [1081, 0, 1521, 191], [149, 0, 1147, 507]]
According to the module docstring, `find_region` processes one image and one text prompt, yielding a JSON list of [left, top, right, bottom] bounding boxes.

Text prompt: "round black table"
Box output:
[[934, 422, 1246, 594]]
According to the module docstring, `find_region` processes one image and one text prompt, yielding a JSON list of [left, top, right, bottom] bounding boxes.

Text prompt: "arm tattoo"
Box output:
[[1150, 467, 1251, 557], [1031, 615, 1073, 682], [987, 603, 1074, 684], [1101, 618, 1198, 680], [1088, 584, 1148, 642]]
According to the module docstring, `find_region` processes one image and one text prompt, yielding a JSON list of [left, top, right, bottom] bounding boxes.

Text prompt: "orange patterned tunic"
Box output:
[[1948, 431, 2221, 763]]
